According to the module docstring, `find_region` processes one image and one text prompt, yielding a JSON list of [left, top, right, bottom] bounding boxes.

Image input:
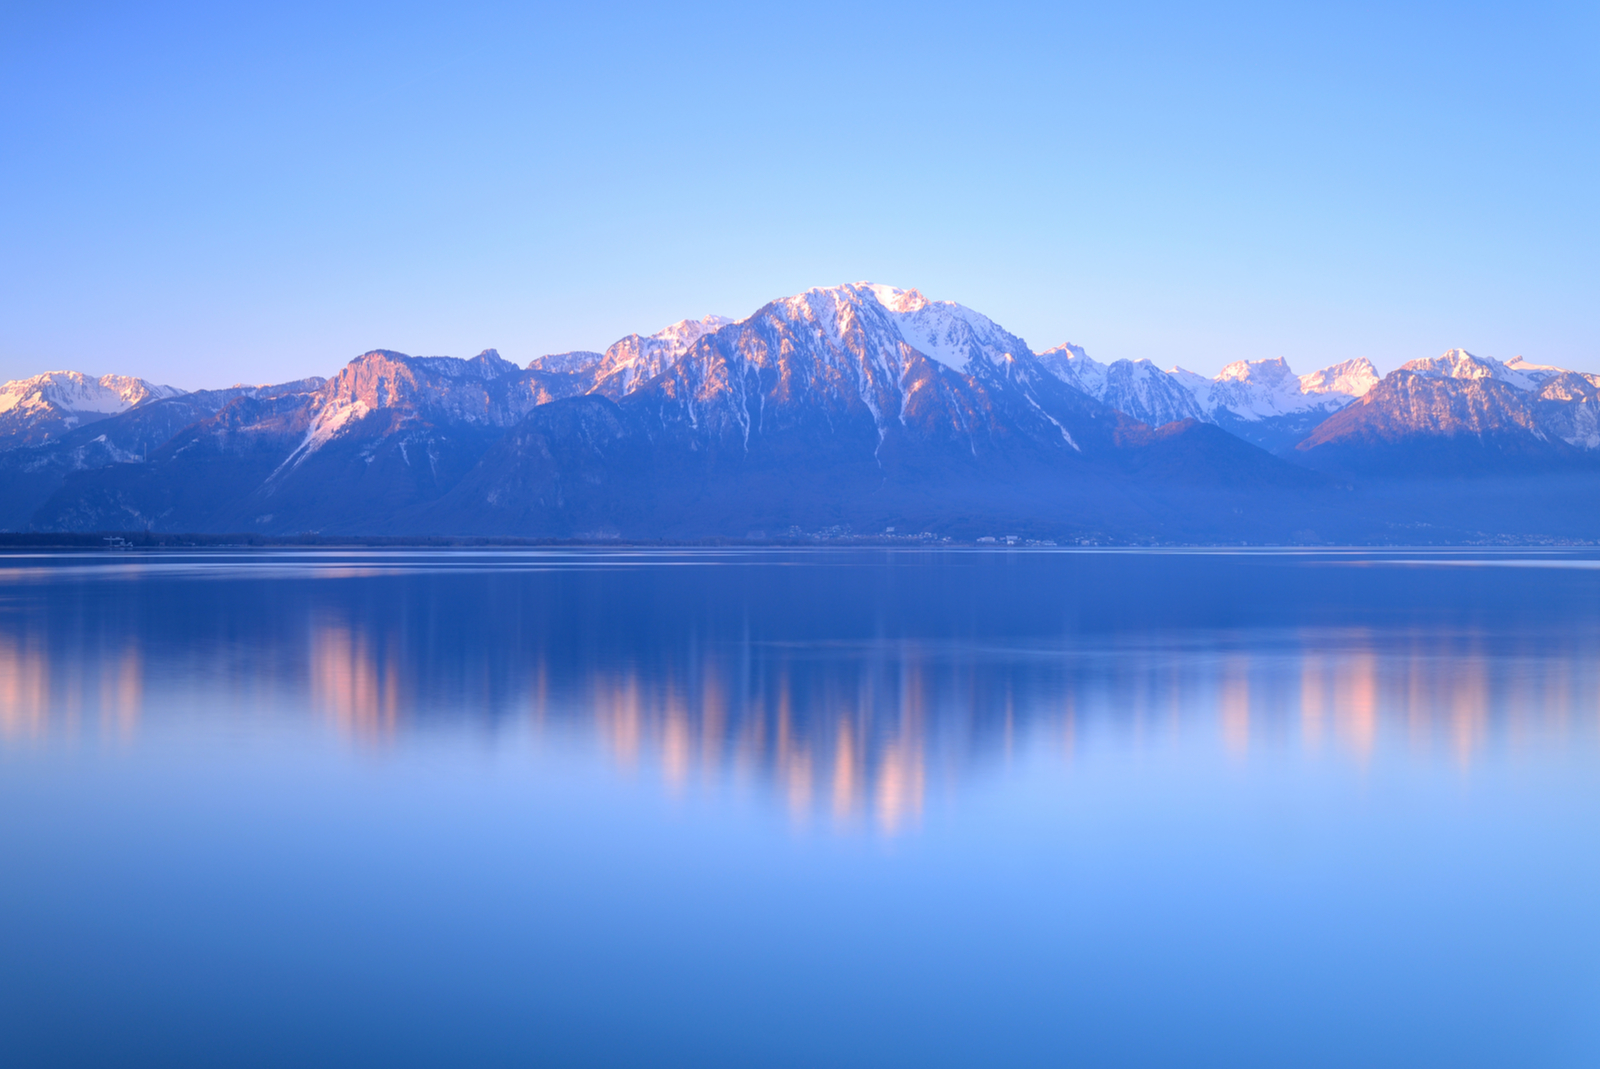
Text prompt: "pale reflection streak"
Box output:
[[584, 653, 928, 832], [0, 635, 47, 740], [1220, 655, 1251, 759], [103, 648, 143, 742], [310, 622, 399, 742], [572, 652, 934, 832], [4, 616, 1600, 818], [1297, 645, 1378, 762], [0, 635, 142, 742]]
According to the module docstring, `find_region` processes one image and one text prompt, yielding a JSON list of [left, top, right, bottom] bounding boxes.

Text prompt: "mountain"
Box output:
[[0, 371, 183, 449], [1174, 356, 1379, 451], [1295, 350, 1600, 475], [1036, 345, 1208, 428], [412, 284, 1329, 539], [1400, 348, 1567, 389], [1034, 348, 1379, 451], [527, 315, 736, 399], [4, 292, 1599, 543], [0, 379, 322, 529], [526, 350, 604, 376], [29, 349, 591, 534]]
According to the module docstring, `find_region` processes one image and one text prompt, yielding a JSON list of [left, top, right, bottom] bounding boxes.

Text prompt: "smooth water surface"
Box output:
[[3, 548, 1599, 1067]]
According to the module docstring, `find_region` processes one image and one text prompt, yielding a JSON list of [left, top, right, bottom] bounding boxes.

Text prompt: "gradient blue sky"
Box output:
[[2, 1, 1596, 389]]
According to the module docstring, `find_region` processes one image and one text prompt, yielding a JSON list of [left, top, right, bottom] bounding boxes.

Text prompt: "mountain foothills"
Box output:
[[2, 284, 1597, 543]]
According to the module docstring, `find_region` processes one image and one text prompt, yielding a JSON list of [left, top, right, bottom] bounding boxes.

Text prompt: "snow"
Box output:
[[528, 351, 604, 375], [591, 314, 736, 395], [1039, 350, 1374, 426], [1166, 367, 1214, 402], [1400, 349, 1565, 391], [1174, 357, 1370, 421], [1299, 358, 1379, 399], [1037, 346, 1211, 426], [1037, 344, 1106, 394], [272, 399, 369, 477], [853, 283, 1025, 372], [0, 371, 181, 417], [1505, 355, 1568, 386]]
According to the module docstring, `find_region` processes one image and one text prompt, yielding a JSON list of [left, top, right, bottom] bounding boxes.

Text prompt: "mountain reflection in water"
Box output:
[[5, 548, 1600, 1069], [2, 549, 1598, 832]]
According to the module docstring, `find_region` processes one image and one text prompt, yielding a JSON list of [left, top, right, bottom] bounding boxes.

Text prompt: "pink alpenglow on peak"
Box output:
[[1400, 349, 1576, 391], [587, 314, 736, 399], [1037, 350, 1383, 450], [1298, 358, 1379, 399], [1035, 344, 1206, 428], [771, 283, 1027, 375], [0, 370, 185, 448], [0, 370, 182, 417]]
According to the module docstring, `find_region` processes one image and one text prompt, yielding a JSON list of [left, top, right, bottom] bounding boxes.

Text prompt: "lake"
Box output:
[[2, 548, 1599, 1067]]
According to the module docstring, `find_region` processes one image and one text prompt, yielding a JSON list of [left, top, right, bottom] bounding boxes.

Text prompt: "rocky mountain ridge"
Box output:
[[0, 371, 184, 449], [1297, 351, 1600, 474], [2, 285, 1596, 541], [1039, 348, 1382, 450]]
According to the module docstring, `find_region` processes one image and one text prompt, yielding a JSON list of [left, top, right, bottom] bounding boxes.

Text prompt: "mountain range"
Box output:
[[2, 283, 1597, 542]]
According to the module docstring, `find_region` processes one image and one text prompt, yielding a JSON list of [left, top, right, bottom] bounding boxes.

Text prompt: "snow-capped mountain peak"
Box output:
[[0, 370, 185, 448], [1037, 344, 1105, 393], [272, 347, 584, 475], [1504, 356, 1571, 386], [784, 282, 1028, 374], [527, 350, 604, 376], [1398, 349, 1548, 390], [1198, 358, 1346, 420], [1037, 344, 1206, 427], [647, 315, 736, 352], [1217, 356, 1294, 386], [1037, 351, 1379, 448], [0, 370, 182, 418], [587, 314, 736, 398], [1298, 358, 1379, 399]]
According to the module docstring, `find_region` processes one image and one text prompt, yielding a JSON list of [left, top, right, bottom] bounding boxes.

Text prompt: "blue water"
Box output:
[[2, 548, 1599, 1067]]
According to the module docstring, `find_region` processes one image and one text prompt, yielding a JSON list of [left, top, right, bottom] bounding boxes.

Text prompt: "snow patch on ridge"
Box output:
[[1402, 349, 1577, 392], [272, 398, 370, 479], [852, 283, 1025, 373], [0, 371, 182, 418]]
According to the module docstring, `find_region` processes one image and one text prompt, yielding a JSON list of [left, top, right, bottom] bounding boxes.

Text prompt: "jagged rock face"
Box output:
[[1399, 348, 1558, 390], [30, 388, 327, 534], [200, 349, 592, 533], [6, 287, 1600, 539], [1182, 356, 1381, 452], [311, 348, 559, 431], [4, 345, 600, 535], [525, 318, 737, 399], [1535, 373, 1600, 449], [583, 316, 735, 399], [1294, 367, 1600, 474], [416, 285, 1331, 538], [526, 350, 604, 376], [0, 371, 184, 449], [623, 284, 1114, 469], [1313, 371, 1541, 441], [0, 380, 324, 529], [1197, 356, 1374, 419], [273, 349, 588, 475], [1036, 348, 1379, 452], [1297, 358, 1380, 401], [1037, 345, 1209, 428]]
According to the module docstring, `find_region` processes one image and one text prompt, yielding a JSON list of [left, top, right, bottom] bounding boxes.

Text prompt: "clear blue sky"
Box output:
[[2, 0, 1596, 389]]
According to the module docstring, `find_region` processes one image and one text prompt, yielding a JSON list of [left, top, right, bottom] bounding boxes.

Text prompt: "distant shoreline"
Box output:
[[1, 532, 1596, 550]]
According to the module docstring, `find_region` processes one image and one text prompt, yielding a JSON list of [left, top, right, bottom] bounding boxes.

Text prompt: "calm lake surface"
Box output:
[[3, 547, 1599, 1067]]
